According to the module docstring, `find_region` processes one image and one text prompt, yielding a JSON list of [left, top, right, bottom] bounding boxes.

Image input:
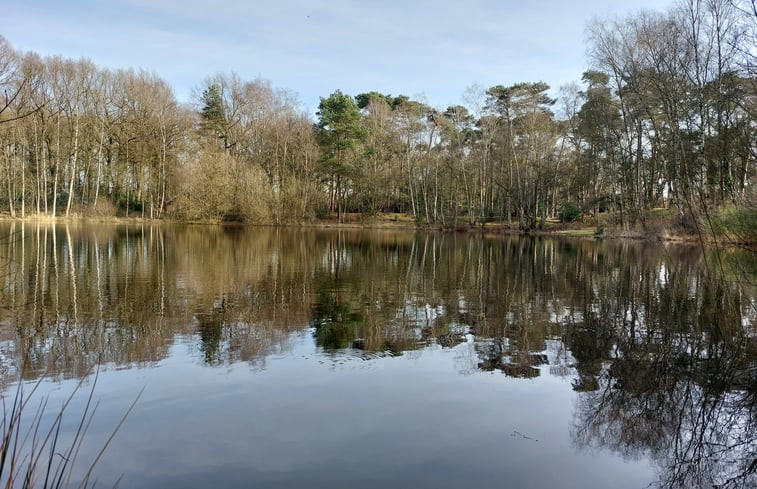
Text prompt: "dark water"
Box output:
[[0, 223, 755, 488]]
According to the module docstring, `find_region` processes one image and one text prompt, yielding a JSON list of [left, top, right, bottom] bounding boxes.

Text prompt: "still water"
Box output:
[[0, 223, 755, 488]]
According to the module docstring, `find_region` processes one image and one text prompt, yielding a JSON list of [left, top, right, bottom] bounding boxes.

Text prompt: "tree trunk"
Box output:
[[6, 151, 15, 218], [65, 112, 80, 217], [52, 114, 60, 218]]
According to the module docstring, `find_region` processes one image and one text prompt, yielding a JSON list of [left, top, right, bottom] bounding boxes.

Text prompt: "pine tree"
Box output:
[[200, 84, 227, 147], [316, 90, 367, 222]]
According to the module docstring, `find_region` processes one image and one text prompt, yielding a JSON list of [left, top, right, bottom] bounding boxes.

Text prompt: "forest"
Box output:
[[0, 0, 755, 242]]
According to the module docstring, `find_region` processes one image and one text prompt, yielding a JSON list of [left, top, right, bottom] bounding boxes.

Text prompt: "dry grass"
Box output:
[[1, 370, 141, 489]]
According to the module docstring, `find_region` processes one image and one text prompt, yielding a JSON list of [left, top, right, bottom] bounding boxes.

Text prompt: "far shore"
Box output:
[[0, 212, 748, 246]]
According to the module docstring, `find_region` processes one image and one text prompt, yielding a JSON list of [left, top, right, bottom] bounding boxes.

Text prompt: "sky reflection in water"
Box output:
[[0, 223, 753, 488]]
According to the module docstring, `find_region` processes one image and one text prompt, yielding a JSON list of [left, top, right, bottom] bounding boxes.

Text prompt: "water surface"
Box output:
[[0, 223, 754, 488]]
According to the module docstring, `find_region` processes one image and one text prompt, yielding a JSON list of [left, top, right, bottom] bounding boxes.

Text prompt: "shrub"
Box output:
[[85, 199, 118, 218], [711, 205, 757, 244], [558, 202, 581, 223]]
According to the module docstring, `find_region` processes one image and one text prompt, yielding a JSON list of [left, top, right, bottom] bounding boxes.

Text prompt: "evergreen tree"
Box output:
[[200, 83, 227, 147], [316, 90, 366, 222]]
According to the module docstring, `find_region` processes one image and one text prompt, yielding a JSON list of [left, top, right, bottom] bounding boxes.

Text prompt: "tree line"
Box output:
[[0, 0, 754, 234]]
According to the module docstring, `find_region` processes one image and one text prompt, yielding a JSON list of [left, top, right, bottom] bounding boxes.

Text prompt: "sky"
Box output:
[[5, 0, 675, 114]]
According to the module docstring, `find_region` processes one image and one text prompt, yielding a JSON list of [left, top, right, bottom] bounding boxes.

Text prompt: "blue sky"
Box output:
[[6, 0, 673, 113]]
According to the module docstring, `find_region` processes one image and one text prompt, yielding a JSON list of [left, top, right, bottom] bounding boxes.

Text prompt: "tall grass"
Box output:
[[0, 370, 141, 489]]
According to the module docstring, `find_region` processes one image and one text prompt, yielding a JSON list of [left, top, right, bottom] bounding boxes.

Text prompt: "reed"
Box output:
[[0, 370, 141, 489]]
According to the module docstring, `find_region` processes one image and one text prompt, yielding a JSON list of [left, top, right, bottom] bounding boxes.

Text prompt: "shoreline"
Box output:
[[0, 213, 749, 246]]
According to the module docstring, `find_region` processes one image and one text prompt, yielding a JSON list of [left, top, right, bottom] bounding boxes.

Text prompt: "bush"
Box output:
[[711, 205, 757, 244], [169, 149, 238, 222], [85, 199, 118, 218], [231, 162, 274, 224], [558, 202, 581, 223]]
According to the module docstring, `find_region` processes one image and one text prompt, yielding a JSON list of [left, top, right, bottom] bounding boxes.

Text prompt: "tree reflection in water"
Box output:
[[0, 223, 754, 487], [570, 279, 756, 489]]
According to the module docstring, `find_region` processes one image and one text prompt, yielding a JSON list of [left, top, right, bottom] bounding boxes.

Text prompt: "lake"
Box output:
[[0, 223, 755, 488]]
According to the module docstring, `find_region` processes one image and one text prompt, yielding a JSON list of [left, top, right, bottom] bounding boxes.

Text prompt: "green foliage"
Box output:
[[315, 90, 368, 219], [355, 92, 412, 111], [316, 90, 366, 155], [200, 83, 227, 143], [485, 82, 555, 119], [558, 202, 582, 222], [355, 91, 391, 110], [711, 205, 757, 244]]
